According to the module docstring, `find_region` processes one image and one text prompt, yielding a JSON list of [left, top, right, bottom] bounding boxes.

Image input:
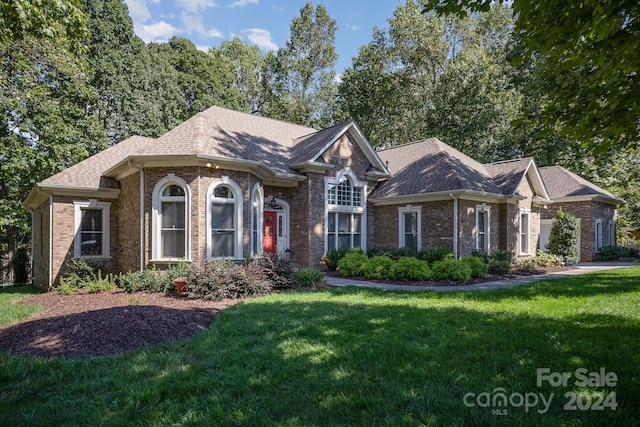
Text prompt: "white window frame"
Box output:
[[73, 199, 111, 259], [152, 174, 191, 262], [608, 221, 616, 246], [519, 207, 531, 256], [475, 203, 491, 254], [595, 220, 603, 251], [207, 176, 243, 260], [325, 169, 367, 253], [398, 205, 421, 250], [250, 184, 263, 257]]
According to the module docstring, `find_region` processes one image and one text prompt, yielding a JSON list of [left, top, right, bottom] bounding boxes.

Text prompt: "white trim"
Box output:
[[324, 169, 368, 253], [608, 221, 616, 246], [263, 197, 291, 255], [519, 207, 531, 256], [73, 200, 111, 259], [398, 205, 422, 250], [151, 175, 191, 262], [595, 220, 603, 252], [206, 177, 243, 260], [49, 195, 53, 289], [250, 184, 264, 256], [475, 203, 491, 254]]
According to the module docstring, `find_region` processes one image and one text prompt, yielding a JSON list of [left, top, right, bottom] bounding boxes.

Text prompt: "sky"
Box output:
[[123, 0, 402, 74]]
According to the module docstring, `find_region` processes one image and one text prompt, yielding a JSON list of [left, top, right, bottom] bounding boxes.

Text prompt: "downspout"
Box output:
[[449, 193, 458, 259], [48, 194, 53, 291], [140, 168, 145, 271]]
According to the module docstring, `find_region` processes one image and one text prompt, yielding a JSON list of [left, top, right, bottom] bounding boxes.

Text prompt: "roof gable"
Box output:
[[539, 166, 623, 204], [486, 158, 550, 200]]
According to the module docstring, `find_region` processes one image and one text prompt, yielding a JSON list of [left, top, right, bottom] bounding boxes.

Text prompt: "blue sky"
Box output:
[[123, 0, 402, 73]]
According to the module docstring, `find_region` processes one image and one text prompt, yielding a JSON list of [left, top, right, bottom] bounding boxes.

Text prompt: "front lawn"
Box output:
[[1, 268, 639, 425]]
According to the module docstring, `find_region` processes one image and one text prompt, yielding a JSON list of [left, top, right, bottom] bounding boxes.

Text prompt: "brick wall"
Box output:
[[458, 200, 500, 257], [118, 172, 141, 273], [31, 200, 50, 290]]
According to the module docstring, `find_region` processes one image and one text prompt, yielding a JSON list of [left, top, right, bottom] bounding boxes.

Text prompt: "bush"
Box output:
[[252, 253, 295, 289], [293, 268, 325, 289], [118, 265, 187, 293], [487, 251, 514, 274], [431, 258, 472, 283], [363, 256, 396, 279], [534, 250, 563, 267], [12, 248, 29, 285], [321, 248, 349, 271], [385, 247, 417, 260], [56, 258, 116, 294], [461, 256, 487, 279], [187, 258, 272, 300], [337, 251, 369, 277], [394, 257, 430, 281], [417, 247, 454, 264], [596, 245, 635, 261], [547, 209, 580, 264]]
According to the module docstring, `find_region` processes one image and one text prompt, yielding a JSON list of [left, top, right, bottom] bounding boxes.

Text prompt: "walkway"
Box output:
[[325, 262, 637, 292]]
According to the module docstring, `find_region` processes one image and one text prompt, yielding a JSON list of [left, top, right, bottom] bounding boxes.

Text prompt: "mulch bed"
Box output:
[[0, 290, 241, 359]]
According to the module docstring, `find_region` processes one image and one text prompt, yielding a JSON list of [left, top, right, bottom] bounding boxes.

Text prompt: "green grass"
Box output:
[[1, 268, 640, 425], [0, 286, 42, 326]]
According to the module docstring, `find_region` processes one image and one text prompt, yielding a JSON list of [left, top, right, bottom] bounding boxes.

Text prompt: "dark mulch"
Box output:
[[0, 290, 240, 359]]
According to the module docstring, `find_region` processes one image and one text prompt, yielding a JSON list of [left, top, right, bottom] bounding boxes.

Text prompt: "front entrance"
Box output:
[[263, 211, 277, 254]]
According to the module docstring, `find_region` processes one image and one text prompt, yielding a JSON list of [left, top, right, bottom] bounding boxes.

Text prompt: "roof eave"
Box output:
[[369, 189, 508, 206]]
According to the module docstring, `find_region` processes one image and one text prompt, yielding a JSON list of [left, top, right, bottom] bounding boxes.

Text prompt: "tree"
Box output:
[[547, 209, 580, 265], [259, 2, 341, 128], [422, 0, 640, 153]]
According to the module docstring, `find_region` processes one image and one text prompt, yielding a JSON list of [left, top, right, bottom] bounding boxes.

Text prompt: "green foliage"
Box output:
[[596, 246, 639, 261], [57, 262, 116, 295], [187, 259, 272, 301], [321, 248, 349, 271], [430, 258, 472, 283], [11, 248, 29, 285], [250, 253, 295, 289], [394, 257, 430, 281], [118, 265, 187, 293], [486, 251, 514, 274], [337, 251, 369, 277], [293, 268, 325, 289], [363, 256, 395, 280], [547, 209, 580, 265], [417, 247, 455, 264], [461, 256, 487, 279]]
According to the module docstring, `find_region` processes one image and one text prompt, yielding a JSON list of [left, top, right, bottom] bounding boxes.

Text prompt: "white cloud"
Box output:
[[346, 23, 359, 32], [135, 21, 179, 42], [243, 28, 277, 50], [124, 0, 152, 22], [180, 12, 205, 35], [229, 0, 258, 8], [207, 28, 223, 38], [176, 0, 218, 14], [196, 44, 211, 53]]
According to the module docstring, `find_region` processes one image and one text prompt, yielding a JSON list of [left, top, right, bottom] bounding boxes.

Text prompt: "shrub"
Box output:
[[118, 265, 186, 293], [431, 258, 472, 283], [385, 247, 417, 260], [596, 245, 633, 261], [56, 258, 116, 294], [12, 248, 29, 285], [252, 253, 295, 289], [366, 247, 388, 258], [293, 268, 325, 289], [461, 256, 487, 279], [187, 258, 272, 300], [535, 250, 563, 267], [394, 257, 430, 281], [417, 247, 454, 264], [487, 251, 514, 274], [321, 248, 349, 271], [547, 209, 580, 264], [363, 256, 395, 279], [337, 252, 369, 277]]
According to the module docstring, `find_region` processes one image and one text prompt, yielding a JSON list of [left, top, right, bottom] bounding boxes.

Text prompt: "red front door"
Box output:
[[263, 212, 277, 254]]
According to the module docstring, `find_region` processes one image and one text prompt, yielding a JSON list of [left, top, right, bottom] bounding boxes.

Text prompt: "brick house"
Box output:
[[23, 106, 623, 289]]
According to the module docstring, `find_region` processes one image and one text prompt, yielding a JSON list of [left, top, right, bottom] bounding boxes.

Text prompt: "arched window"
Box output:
[[325, 170, 367, 252], [207, 177, 243, 259], [152, 175, 190, 260]]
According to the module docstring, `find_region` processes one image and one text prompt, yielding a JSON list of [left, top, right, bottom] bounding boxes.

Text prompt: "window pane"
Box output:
[[328, 185, 336, 205], [478, 212, 485, 233], [338, 234, 350, 250], [337, 178, 352, 206], [80, 232, 102, 256], [214, 186, 233, 199], [404, 212, 417, 234], [161, 201, 185, 228], [212, 203, 234, 229], [328, 213, 336, 232], [212, 231, 234, 257], [478, 234, 485, 251], [353, 234, 361, 248], [162, 230, 185, 258], [328, 234, 336, 250], [162, 184, 185, 197], [81, 209, 102, 232], [338, 213, 351, 233], [353, 214, 362, 232]]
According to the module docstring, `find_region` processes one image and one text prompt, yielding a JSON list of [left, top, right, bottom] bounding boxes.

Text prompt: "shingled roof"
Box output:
[[539, 166, 623, 204], [371, 139, 504, 199]]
